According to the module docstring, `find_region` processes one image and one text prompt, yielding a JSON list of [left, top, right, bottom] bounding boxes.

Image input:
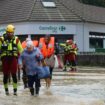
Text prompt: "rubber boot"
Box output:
[[30, 88, 34, 96], [13, 89, 17, 96], [35, 87, 39, 96], [5, 88, 9, 95]]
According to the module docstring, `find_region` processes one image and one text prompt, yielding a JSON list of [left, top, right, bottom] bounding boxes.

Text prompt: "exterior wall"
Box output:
[[87, 23, 105, 33], [0, 22, 83, 51], [1, 22, 105, 52], [75, 23, 86, 52], [0, 22, 76, 35], [76, 22, 105, 52]]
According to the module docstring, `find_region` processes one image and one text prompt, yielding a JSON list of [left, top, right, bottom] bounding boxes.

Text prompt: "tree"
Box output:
[[79, 0, 105, 7]]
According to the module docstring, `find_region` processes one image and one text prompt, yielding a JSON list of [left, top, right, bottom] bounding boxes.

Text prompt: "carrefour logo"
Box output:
[[59, 26, 66, 31]]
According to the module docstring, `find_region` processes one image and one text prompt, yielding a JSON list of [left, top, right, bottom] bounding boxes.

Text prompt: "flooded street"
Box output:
[[0, 66, 105, 105]]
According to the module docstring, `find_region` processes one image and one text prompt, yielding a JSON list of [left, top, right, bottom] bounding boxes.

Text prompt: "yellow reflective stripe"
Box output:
[[1, 53, 18, 57], [4, 83, 8, 89], [8, 43, 12, 50], [1, 53, 6, 57], [74, 51, 77, 55], [13, 83, 17, 89], [60, 43, 66, 47]]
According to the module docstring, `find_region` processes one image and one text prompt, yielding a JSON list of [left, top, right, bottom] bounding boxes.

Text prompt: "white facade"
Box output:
[[0, 22, 76, 35], [0, 22, 105, 52]]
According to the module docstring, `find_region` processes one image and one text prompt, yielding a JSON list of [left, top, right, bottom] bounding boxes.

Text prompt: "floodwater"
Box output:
[[0, 66, 105, 105]]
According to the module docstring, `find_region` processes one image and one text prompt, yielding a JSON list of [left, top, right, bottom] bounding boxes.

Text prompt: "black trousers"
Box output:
[[27, 74, 41, 89]]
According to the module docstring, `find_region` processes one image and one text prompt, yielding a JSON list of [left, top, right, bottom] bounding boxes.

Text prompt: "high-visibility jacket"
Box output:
[[22, 40, 38, 49], [39, 37, 55, 58], [0, 36, 23, 57], [60, 43, 71, 54], [69, 44, 76, 54], [60, 43, 77, 54]]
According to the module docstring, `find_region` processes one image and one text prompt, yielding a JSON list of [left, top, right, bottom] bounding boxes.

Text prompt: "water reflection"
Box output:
[[50, 84, 105, 99]]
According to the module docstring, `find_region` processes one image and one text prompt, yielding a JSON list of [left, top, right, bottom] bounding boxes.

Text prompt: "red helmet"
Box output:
[[68, 39, 73, 44]]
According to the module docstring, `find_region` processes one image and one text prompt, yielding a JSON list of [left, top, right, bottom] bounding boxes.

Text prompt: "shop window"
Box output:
[[89, 38, 103, 48], [16, 35, 28, 42]]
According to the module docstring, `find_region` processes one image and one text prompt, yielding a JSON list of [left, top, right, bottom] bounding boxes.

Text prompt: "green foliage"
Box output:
[[79, 0, 105, 7]]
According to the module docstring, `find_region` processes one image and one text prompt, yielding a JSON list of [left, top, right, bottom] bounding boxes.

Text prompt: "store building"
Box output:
[[0, 0, 105, 52]]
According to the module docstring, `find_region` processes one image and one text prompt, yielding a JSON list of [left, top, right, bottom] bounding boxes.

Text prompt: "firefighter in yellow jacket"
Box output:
[[0, 24, 23, 95], [60, 39, 78, 72]]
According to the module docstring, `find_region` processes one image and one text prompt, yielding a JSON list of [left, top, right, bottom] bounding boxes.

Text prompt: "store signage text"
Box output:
[[39, 25, 66, 33]]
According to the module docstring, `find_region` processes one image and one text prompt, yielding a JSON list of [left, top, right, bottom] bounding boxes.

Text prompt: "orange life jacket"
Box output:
[[21, 41, 26, 49], [39, 37, 55, 58], [22, 40, 38, 49], [33, 40, 38, 47]]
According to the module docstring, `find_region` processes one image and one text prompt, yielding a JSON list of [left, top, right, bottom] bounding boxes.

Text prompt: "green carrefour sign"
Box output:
[[39, 25, 66, 33]]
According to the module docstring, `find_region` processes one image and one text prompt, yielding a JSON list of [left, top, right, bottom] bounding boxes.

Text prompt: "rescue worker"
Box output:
[[2, 32, 11, 83], [0, 24, 23, 95], [73, 41, 78, 56], [18, 41, 43, 96], [39, 35, 55, 89], [60, 40, 71, 71], [71, 41, 78, 70], [21, 37, 39, 89], [67, 39, 78, 72]]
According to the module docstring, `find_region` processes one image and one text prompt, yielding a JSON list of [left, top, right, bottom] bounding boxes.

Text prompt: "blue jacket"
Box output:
[[18, 47, 43, 76]]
